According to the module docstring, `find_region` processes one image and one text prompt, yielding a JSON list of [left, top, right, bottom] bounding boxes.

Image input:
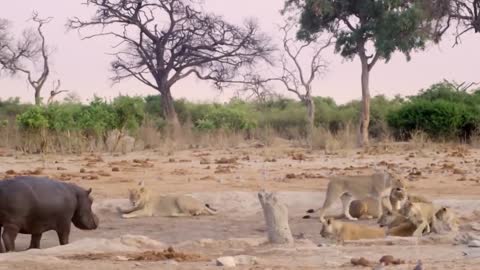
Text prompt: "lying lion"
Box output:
[[320, 217, 386, 242], [117, 181, 217, 218]]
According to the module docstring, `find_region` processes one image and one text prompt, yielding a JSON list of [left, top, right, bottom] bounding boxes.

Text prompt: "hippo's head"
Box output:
[[72, 188, 99, 230]]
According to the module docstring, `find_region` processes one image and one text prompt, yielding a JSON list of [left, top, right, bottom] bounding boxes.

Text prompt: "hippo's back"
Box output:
[[0, 176, 77, 221]]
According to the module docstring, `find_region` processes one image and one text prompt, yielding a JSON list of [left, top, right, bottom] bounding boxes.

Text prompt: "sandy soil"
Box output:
[[0, 141, 479, 269]]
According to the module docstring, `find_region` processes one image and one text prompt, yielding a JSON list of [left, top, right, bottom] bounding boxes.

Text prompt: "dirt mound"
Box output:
[[63, 247, 206, 262]]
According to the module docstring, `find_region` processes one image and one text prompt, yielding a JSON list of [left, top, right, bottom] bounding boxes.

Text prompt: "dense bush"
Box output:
[[388, 82, 480, 140], [6, 80, 480, 150]]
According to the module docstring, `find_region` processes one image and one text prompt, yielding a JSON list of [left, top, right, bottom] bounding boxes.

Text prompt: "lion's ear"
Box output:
[[138, 180, 145, 187]]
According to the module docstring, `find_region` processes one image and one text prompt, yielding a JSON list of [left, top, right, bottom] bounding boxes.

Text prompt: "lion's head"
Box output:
[[128, 180, 149, 206], [434, 206, 459, 232]]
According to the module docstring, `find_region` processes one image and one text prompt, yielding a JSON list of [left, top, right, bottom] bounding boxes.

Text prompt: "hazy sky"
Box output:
[[0, 0, 479, 105]]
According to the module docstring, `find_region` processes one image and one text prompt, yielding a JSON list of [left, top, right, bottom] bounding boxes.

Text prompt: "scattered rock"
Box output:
[[233, 255, 258, 266], [200, 158, 210, 165], [112, 167, 120, 172], [80, 168, 86, 173], [379, 255, 404, 265], [97, 171, 111, 177], [468, 240, 480, 248], [215, 157, 237, 164], [351, 257, 372, 267], [5, 169, 15, 175], [216, 256, 236, 267], [82, 175, 99, 180], [57, 167, 67, 171]]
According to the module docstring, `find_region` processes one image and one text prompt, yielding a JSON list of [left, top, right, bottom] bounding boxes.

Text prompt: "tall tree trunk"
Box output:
[[304, 95, 315, 147], [34, 88, 41, 105], [358, 54, 370, 147], [160, 86, 180, 132]]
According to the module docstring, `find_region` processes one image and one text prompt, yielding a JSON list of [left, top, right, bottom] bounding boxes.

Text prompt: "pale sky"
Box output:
[[0, 0, 478, 105]]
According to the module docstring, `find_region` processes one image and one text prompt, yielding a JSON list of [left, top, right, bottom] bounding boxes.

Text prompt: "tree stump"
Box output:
[[258, 191, 294, 245]]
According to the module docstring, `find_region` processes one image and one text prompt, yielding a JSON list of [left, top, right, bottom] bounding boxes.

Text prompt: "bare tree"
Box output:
[[247, 19, 331, 145], [234, 74, 277, 104], [0, 18, 42, 76], [427, 0, 480, 44], [443, 79, 479, 91], [68, 0, 273, 127], [10, 12, 53, 105], [450, 0, 480, 41], [0, 19, 11, 71], [47, 80, 69, 104], [275, 22, 331, 142]]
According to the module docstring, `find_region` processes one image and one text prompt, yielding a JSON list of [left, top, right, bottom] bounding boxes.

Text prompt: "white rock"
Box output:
[[216, 256, 236, 267], [468, 240, 480, 248]]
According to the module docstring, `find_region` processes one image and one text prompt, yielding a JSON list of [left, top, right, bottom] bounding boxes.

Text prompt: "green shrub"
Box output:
[[45, 103, 82, 132], [112, 95, 145, 133], [195, 106, 257, 132], [16, 106, 49, 130], [387, 99, 479, 140], [75, 97, 117, 137]]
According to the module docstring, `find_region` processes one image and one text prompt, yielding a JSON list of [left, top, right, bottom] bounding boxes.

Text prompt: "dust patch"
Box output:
[[62, 247, 207, 262]]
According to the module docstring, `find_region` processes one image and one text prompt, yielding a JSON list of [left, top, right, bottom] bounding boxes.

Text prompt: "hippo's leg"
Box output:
[[2, 224, 19, 252], [28, 234, 42, 249], [0, 225, 4, 253], [56, 224, 71, 245]]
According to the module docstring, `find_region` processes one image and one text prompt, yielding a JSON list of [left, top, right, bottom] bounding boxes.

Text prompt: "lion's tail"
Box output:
[[204, 203, 218, 214]]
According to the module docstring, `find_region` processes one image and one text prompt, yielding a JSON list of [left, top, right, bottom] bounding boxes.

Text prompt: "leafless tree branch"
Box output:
[[67, 0, 274, 123], [10, 11, 53, 105]]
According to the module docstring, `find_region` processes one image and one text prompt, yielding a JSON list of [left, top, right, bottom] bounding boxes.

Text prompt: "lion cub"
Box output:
[[320, 218, 386, 242], [118, 181, 217, 218], [349, 196, 392, 219], [307, 171, 405, 221]]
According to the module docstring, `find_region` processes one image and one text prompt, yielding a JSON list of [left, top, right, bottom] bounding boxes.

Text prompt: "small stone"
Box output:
[[233, 255, 258, 266], [216, 256, 236, 267], [468, 240, 480, 247]]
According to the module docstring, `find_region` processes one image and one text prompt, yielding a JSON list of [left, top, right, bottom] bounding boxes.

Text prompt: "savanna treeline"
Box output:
[[1, 0, 479, 152], [0, 80, 479, 153]]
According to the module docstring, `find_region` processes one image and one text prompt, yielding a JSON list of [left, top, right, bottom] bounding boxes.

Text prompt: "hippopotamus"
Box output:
[[0, 176, 99, 252]]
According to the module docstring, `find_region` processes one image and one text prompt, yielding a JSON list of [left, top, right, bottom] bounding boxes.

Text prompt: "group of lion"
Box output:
[[116, 171, 459, 243], [304, 171, 459, 242]]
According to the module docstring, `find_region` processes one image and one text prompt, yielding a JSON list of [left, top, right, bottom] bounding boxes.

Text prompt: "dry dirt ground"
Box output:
[[0, 141, 480, 269]]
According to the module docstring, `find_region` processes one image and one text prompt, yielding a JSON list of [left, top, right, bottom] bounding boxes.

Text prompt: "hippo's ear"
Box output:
[[86, 188, 92, 195]]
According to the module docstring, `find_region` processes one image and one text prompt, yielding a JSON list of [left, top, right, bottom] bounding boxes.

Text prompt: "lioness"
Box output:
[[432, 206, 459, 233], [399, 201, 437, 237], [389, 186, 431, 212], [307, 171, 405, 221], [320, 218, 386, 242], [117, 181, 217, 218], [380, 203, 458, 237]]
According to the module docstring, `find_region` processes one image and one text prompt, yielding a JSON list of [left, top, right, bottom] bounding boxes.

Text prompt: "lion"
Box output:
[[306, 171, 406, 221], [389, 186, 431, 212], [320, 217, 386, 242], [432, 206, 459, 233], [380, 203, 458, 237], [348, 196, 392, 220], [399, 201, 437, 237], [117, 181, 217, 218]]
